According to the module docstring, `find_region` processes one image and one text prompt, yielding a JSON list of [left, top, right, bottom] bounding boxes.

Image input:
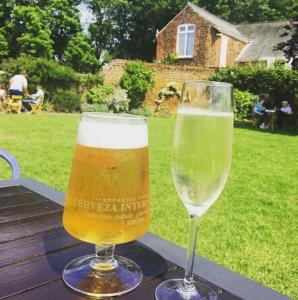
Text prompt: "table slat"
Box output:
[[0, 185, 253, 300], [4, 267, 241, 300], [0, 193, 46, 210], [0, 243, 93, 299], [0, 211, 62, 243], [0, 227, 81, 267], [0, 186, 31, 198], [0, 242, 173, 299], [0, 199, 62, 223]]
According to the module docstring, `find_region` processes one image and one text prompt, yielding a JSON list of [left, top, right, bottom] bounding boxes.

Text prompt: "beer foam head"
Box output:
[[77, 113, 148, 149]]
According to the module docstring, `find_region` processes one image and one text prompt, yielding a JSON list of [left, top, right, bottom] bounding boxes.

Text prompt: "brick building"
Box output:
[[156, 2, 289, 68]]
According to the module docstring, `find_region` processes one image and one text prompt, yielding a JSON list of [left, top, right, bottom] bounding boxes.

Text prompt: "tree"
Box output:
[[5, 6, 54, 58], [45, 0, 82, 61], [88, 0, 185, 61], [0, 0, 99, 72], [0, 30, 9, 61], [195, 0, 298, 24], [275, 15, 298, 70], [64, 33, 99, 73], [87, 0, 298, 62], [88, 0, 132, 59]]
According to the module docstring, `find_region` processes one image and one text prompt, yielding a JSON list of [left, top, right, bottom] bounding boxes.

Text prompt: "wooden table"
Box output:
[[0, 179, 289, 300], [265, 109, 277, 130]]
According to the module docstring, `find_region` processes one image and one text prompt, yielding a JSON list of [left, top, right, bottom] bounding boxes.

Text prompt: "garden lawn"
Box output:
[[0, 114, 297, 299]]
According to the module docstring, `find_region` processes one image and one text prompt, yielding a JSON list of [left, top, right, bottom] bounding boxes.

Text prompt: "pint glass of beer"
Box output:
[[62, 113, 150, 297]]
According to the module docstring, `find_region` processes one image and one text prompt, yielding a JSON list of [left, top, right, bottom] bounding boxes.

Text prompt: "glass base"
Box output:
[[155, 279, 218, 300], [62, 254, 143, 298]]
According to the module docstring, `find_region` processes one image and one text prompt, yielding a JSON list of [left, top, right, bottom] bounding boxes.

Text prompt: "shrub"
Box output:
[[86, 84, 114, 105], [130, 108, 152, 117], [107, 86, 130, 113], [161, 52, 178, 65], [233, 89, 257, 120], [0, 55, 80, 104], [158, 82, 180, 101], [51, 89, 80, 112], [79, 73, 103, 88], [209, 63, 298, 107], [120, 61, 154, 109], [80, 103, 109, 113], [41, 102, 54, 112]]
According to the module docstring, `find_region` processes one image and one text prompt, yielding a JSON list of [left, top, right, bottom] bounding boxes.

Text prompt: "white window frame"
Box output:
[[219, 35, 228, 68], [176, 24, 195, 58]]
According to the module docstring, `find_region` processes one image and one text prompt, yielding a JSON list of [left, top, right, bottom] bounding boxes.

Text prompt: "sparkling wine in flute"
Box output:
[[173, 108, 233, 216], [156, 81, 233, 300]]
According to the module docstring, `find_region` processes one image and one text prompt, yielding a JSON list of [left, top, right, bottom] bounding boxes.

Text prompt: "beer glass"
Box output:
[[155, 81, 233, 300], [62, 113, 150, 297]]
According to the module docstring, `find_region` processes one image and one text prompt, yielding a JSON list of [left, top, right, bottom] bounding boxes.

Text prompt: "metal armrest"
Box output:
[[0, 148, 21, 179]]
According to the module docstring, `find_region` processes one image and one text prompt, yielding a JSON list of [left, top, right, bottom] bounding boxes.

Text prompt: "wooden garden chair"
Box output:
[[7, 95, 23, 114], [30, 95, 44, 114]]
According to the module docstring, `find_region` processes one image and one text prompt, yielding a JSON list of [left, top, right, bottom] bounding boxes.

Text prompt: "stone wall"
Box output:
[[102, 59, 127, 85], [102, 59, 217, 114]]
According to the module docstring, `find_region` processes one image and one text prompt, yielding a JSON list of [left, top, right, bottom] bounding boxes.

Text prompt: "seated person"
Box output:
[[0, 84, 7, 101], [277, 101, 293, 129], [253, 99, 269, 129], [22, 85, 44, 111], [0, 84, 7, 111], [9, 70, 28, 97]]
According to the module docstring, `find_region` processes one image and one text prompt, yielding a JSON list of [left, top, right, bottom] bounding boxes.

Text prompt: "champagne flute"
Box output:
[[62, 113, 150, 297], [155, 80, 233, 300]]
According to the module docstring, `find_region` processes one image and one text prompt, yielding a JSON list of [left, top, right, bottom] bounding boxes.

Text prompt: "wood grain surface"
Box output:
[[0, 186, 241, 300]]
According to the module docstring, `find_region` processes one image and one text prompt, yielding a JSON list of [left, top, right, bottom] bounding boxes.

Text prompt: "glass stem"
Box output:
[[182, 214, 199, 293], [90, 244, 118, 271]]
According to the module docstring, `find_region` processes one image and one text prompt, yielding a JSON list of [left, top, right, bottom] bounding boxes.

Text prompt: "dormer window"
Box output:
[[177, 24, 195, 58]]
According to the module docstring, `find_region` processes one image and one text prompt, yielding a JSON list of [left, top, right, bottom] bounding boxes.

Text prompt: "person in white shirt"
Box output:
[[277, 101, 293, 129], [22, 85, 44, 112], [9, 70, 28, 96], [280, 101, 293, 114]]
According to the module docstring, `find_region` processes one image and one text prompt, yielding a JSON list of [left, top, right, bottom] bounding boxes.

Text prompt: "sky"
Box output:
[[77, 3, 94, 32]]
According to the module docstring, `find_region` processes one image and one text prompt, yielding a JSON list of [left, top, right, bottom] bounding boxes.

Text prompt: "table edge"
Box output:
[[0, 178, 290, 300]]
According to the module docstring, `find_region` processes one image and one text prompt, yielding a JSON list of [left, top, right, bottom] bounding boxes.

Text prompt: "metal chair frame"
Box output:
[[0, 148, 21, 179]]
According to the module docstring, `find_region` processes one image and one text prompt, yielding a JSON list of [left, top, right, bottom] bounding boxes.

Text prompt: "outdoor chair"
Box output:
[[7, 95, 23, 114], [0, 148, 21, 179], [29, 95, 44, 114]]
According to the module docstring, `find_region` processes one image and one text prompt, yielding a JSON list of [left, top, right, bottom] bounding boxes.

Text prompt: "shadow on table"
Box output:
[[42, 229, 168, 281]]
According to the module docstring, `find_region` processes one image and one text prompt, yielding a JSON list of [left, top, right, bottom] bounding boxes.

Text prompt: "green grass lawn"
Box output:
[[0, 114, 297, 299]]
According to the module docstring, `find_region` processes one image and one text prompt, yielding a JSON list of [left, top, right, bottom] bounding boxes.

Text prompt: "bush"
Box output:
[[130, 108, 152, 117], [209, 63, 298, 107], [107, 86, 130, 113], [52, 89, 80, 112], [1, 55, 79, 90], [80, 103, 109, 113], [41, 102, 54, 112], [120, 61, 154, 109], [161, 52, 178, 65], [233, 89, 257, 120], [158, 82, 180, 101], [79, 73, 103, 88], [86, 84, 114, 105], [0, 56, 81, 108]]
